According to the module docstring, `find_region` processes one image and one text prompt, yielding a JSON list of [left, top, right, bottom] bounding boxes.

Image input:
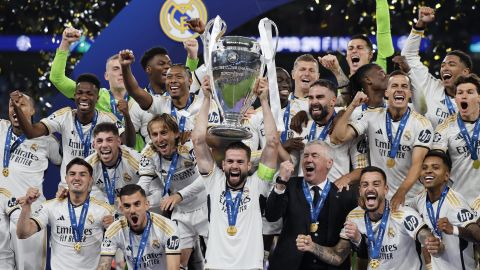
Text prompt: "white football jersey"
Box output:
[[40, 107, 122, 182], [128, 99, 154, 143], [350, 107, 433, 199], [101, 212, 180, 270], [203, 165, 272, 269], [31, 197, 113, 270], [138, 143, 204, 212], [0, 188, 19, 265], [401, 29, 456, 128], [0, 120, 62, 199], [471, 195, 480, 216], [341, 205, 425, 270], [433, 114, 480, 204], [86, 145, 140, 208], [413, 189, 477, 270]]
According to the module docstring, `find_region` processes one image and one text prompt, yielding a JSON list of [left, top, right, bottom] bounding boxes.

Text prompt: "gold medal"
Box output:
[[310, 223, 318, 232], [227, 226, 237, 236], [369, 259, 380, 269], [386, 158, 395, 168], [74, 242, 81, 252], [2, 168, 8, 177], [473, 160, 480, 169]]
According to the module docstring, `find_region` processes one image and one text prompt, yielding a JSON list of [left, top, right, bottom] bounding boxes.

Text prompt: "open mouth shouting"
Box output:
[[441, 72, 453, 84], [300, 78, 311, 88], [364, 191, 378, 210], [459, 101, 469, 113], [100, 148, 113, 161], [350, 55, 361, 68], [304, 163, 315, 178], [228, 169, 241, 181], [392, 92, 406, 105]]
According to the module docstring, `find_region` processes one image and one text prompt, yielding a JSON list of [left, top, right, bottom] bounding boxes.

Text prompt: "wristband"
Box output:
[[275, 176, 288, 186], [257, 163, 275, 181], [452, 226, 459, 236]]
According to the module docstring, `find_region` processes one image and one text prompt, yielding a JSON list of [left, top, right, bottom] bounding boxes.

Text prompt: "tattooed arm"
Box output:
[[296, 235, 351, 266], [417, 226, 444, 257], [96, 256, 114, 270]]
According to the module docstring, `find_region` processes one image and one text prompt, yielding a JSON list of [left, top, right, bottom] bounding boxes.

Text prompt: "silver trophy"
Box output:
[[202, 16, 278, 140]]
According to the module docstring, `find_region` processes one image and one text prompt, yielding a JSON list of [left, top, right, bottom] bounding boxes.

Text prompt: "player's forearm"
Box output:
[[121, 65, 152, 110], [122, 114, 136, 147], [259, 97, 279, 168], [49, 49, 77, 99], [334, 69, 350, 88], [96, 256, 114, 270], [166, 254, 181, 270], [191, 96, 214, 173], [330, 106, 355, 144], [16, 205, 36, 239], [14, 106, 46, 138], [310, 243, 350, 266], [459, 223, 480, 243]]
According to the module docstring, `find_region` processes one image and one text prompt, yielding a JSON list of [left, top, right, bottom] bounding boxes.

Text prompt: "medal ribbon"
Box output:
[[67, 195, 90, 246], [444, 96, 456, 116], [101, 151, 123, 205], [109, 91, 129, 121], [161, 152, 179, 196], [385, 108, 410, 160], [302, 179, 331, 225], [308, 111, 336, 141], [129, 211, 152, 270], [364, 200, 390, 259], [280, 102, 291, 143], [426, 185, 449, 238], [456, 114, 480, 161], [74, 111, 98, 158], [3, 125, 26, 172], [170, 94, 193, 132], [225, 187, 243, 229]]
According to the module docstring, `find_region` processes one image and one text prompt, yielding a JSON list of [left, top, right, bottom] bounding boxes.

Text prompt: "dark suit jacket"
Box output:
[[266, 177, 358, 270]]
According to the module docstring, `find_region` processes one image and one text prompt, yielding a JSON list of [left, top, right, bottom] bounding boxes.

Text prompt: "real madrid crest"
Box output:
[[388, 226, 395, 238], [152, 239, 161, 249], [88, 214, 95, 224], [124, 173, 132, 182], [403, 130, 411, 141], [159, 0, 208, 42], [30, 143, 39, 151]]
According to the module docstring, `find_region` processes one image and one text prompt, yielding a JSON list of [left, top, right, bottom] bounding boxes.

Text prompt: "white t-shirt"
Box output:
[[401, 29, 457, 128], [101, 212, 180, 270], [203, 165, 273, 270], [32, 197, 113, 270], [0, 120, 62, 200], [86, 145, 141, 208], [433, 114, 480, 204], [341, 205, 425, 270], [0, 188, 20, 263], [138, 143, 204, 213], [412, 189, 477, 270], [40, 107, 122, 182], [350, 108, 433, 199]]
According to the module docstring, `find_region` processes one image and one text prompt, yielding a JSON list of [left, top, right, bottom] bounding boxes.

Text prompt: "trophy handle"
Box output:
[[201, 16, 227, 70]]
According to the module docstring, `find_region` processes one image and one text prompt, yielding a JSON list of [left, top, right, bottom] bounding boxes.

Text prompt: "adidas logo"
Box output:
[[375, 129, 383, 135], [57, 215, 65, 221]]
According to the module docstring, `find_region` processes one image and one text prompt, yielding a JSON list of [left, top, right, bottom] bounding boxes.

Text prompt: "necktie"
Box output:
[[312, 186, 320, 206]]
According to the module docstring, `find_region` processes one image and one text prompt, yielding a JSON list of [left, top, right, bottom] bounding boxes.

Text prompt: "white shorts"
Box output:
[[172, 205, 209, 249], [262, 216, 283, 235]]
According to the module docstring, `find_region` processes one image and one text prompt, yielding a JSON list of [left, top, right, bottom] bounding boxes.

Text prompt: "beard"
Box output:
[[225, 169, 249, 188], [310, 104, 329, 122]]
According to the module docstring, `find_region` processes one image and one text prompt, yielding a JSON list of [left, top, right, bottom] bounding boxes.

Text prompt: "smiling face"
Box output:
[[8, 95, 35, 128], [165, 66, 191, 99], [93, 131, 121, 167], [121, 191, 149, 232], [146, 54, 172, 86], [441, 55, 470, 91], [277, 69, 292, 104], [148, 120, 178, 157], [386, 74, 411, 111], [455, 82, 480, 121], [302, 143, 332, 184], [74, 82, 99, 114], [104, 58, 125, 91], [307, 84, 336, 123], [420, 156, 449, 190], [292, 60, 319, 96], [359, 171, 388, 212], [222, 149, 251, 188], [66, 164, 93, 195], [347, 38, 373, 74]]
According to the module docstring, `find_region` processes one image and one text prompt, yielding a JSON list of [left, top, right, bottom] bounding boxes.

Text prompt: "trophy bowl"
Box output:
[[207, 35, 263, 140]]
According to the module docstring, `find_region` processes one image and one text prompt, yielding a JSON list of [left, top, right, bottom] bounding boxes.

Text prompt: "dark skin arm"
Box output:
[[10, 91, 49, 138], [117, 99, 135, 147], [438, 217, 480, 244]]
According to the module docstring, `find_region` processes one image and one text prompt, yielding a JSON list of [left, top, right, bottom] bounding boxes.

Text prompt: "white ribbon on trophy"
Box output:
[[258, 18, 283, 132]]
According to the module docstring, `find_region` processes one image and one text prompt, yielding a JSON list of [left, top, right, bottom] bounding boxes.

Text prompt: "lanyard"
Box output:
[[3, 125, 26, 171], [161, 152, 179, 196], [74, 111, 98, 158], [385, 108, 410, 160], [364, 200, 390, 260], [444, 96, 456, 116], [456, 114, 480, 161], [109, 91, 129, 121], [67, 195, 90, 245], [225, 188, 243, 228], [426, 185, 449, 238], [308, 111, 336, 141], [302, 179, 331, 224], [129, 212, 152, 270], [280, 102, 291, 143], [170, 94, 193, 132], [101, 152, 123, 205]]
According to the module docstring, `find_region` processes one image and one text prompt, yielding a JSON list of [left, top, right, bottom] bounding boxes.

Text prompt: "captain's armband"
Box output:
[[257, 163, 276, 181]]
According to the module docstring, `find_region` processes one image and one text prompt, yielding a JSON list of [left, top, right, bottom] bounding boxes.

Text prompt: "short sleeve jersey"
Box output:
[[0, 188, 20, 262], [86, 145, 141, 208], [202, 165, 273, 269], [350, 108, 433, 199], [341, 205, 425, 270], [31, 197, 113, 270], [101, 213, 180, 270], [0, 120, 61, 199], [413, 189, 477, 270], [128, 99, 154, 142], [433, 114, 480, 204], [40, 107, 122, 181]]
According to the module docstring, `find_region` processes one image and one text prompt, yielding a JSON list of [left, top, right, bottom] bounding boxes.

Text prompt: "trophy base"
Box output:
[[208, 125, 252, 140]]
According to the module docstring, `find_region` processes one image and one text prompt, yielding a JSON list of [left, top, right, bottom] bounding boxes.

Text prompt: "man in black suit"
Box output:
[[266, 140, 359, 270]]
